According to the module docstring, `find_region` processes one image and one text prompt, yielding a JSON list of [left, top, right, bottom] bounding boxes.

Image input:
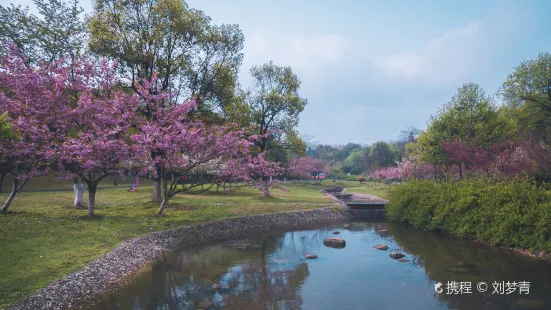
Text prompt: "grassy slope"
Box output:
[[0, 177, 388, 308]]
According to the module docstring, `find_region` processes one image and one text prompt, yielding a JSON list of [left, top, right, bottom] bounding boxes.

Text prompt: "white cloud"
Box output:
[[242, 30, 348, 76], [371, 21, 483, 84]]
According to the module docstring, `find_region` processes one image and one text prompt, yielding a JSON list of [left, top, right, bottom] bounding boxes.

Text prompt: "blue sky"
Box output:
[[9, 0, 551, 145]]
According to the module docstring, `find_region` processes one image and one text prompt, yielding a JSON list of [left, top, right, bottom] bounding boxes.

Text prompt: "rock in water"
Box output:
[[373, 244, 389, 250], [343, 224, 351, 229], [324, 237, 346, 248], [304, 254, 318, 259], [197, 301, 212, 309], [389, 252, 405, 259], [332, 231, 340, 234]]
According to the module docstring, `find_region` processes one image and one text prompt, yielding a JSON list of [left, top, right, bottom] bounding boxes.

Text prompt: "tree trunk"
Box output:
[[152, 180, 161, 202], [113, 175, 118, 186], [0, 172, 5, 192], [263, 179, 270, 197], [87, 182, 98, 217], [151, 164, 162, 202], [1, 178, 19, 213], [157, 199, 167, 216], [72, 178, 86, 209], [128, 172, 134, 191]]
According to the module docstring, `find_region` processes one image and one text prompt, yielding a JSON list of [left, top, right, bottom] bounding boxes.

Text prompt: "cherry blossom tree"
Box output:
[[0, 49, 73, 212], [50, 60, 141, 216], [441, 139, 537, 180], [0, 48, 143, 216], [285, 157, 325, 182], [131, 85, 255, 214]]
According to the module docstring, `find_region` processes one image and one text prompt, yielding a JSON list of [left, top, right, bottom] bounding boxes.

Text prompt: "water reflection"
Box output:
[[92, 222, 551, 310]]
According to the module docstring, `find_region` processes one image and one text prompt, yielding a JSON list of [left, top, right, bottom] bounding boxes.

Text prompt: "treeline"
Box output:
[[306, 127, 419, 178]]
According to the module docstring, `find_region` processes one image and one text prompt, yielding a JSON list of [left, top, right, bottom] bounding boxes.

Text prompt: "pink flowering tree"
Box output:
[[0, 50, 74, 212], [242, 153, 284, 196], [285, 157, 325, 182], [132, 85, 253, 215], [309, 158, 326, 183], [51, 60, 141, 216], [0, 48, 143, 216], [441, 139, 537, 180], [0, 113, 51, 213]]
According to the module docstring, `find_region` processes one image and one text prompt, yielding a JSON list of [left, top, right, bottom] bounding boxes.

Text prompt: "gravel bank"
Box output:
[[9, 207, 347, 310]]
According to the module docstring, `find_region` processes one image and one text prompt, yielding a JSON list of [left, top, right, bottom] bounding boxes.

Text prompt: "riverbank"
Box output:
[[0, 179, 389, 308], [385, 179, 551, 257], [10, 208, 348, 310]]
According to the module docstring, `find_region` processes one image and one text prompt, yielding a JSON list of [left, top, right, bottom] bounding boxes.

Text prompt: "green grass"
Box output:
[[0, 177, 387, 308]]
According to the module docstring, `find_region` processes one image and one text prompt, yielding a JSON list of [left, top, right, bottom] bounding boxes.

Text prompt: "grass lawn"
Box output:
[[0, 176, 388, 308]]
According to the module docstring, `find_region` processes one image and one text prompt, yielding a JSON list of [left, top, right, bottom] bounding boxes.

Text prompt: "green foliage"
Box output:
[[369, 141, 397, 168], [0, 0, 86, 64], [412, 83, 507, 171], [501, 52, 551, 144], [88, 0, 244, 116], [245, 61, 307, 156], [386, 179, 551, 252], [342, 150, 367, 174], [346, 174, 361, 181], [0, 112, 15, 140]]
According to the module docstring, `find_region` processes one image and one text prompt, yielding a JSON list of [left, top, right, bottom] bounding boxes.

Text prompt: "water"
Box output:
[[92, 222, 551, 310]]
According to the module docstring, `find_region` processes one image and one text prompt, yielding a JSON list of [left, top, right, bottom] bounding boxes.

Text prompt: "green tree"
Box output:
[[342, 150, 367, 175], [414, 83, 505, 179], [88, 0, 244, 116], [370, 141, 396, 168], [0, 0, 86, 65], [337, 143, 362, 161], [501, 52, 551, 144], [244, 61, 308, 155]]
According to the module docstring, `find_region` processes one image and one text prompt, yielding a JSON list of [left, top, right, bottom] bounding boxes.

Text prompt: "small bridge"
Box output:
[[321, 187, 388, 220]]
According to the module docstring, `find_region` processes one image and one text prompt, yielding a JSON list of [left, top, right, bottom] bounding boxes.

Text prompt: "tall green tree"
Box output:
[[243, 61, 308, 156], [89, 0, 244, 201], [0, 0, 86, 65], [414, 83, 506, 179], [88, 0, 244, 116], [370, 141, 396, 168], [501, 52, 551, 144]]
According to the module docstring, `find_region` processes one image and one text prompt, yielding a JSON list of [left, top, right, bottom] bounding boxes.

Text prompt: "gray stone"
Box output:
[[324, 237, 346, 248], [389, 252, 405, 259], [373, 244, 389, 250], [304, 254, 318, 259]]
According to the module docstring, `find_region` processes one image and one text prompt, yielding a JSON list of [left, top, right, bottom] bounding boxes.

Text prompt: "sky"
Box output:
[[9, 0, 551, 145]]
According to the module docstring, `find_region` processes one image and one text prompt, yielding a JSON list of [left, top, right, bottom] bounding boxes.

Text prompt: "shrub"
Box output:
[[346, 174, 360, 181], [386, 178, 551, 252], [357, 176, 365, 183]]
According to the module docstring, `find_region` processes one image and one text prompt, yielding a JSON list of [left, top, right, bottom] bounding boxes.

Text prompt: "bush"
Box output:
[[346, 174, 360, 181], [357, 176, 365, 183], [386, 178, 551, 252]]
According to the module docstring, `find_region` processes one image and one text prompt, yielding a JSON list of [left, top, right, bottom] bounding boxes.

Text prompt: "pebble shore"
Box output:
[[9, 207, 347, 310]]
